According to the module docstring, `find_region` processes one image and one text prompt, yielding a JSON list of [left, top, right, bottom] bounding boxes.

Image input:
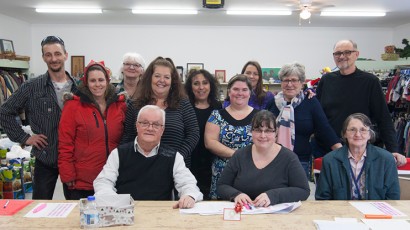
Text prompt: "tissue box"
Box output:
[[86, 194, 134, 227]]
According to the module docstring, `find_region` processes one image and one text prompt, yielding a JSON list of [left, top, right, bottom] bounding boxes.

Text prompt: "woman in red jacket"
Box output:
[[58, 60, 126, 200]]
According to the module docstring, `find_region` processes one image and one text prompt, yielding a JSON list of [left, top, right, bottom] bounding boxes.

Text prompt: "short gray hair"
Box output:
[[119, 52, 146, 79], [341, 113, 376, 144], [137, 105, 166, 125], [333, 39, 358, 50], [278, 62, 306, 82]]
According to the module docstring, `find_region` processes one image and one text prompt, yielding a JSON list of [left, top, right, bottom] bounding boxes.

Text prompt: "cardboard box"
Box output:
[[399, 176, 410, 200]]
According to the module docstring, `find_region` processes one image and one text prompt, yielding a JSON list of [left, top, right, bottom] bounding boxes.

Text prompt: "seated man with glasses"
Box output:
[[94, 105, 203, 208], [217, 110, 310, 207], [315, 113, 400, 200], [316, 39, 407, 167]]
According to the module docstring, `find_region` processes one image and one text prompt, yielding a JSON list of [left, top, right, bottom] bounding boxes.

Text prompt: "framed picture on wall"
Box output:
[[71, 56, 85, 78], [215, 70, 226, 84], [262, 67, 281, 83], [0, 39, 15, 53], [186, 63, 204, 76]]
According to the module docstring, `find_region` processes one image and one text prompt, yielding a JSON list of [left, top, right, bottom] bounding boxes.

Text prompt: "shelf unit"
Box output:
[[0, 59, 30, 70], [356, 59, 410, 71]]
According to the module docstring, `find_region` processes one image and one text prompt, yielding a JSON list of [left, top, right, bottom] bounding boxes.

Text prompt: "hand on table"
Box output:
[[253, 193, 271, 207], [234, 193, 253, 206], [172, 195, 195, 209], [393, 152, 407, 167]]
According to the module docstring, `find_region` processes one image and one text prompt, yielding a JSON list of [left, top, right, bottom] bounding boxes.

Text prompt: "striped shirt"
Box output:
[[0, 71, 77, 167], [121, 98, 199, 168]]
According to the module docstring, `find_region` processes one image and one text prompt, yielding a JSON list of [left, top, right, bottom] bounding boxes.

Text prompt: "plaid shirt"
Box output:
[[0, 71, 77, 167]]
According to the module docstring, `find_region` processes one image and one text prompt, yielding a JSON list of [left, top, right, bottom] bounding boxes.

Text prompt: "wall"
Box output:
[[0, 14, 31, 57], [29, 24, 393, 80], [393, 23, 410, 51]]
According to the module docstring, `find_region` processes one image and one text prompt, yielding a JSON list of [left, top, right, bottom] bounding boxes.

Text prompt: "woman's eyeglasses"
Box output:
[[41, 36, 65, 46], [346, 128, 369, 135], [123, 63, 142, 69], [252, 128, 276, 135], [281, 79, 300, 85]]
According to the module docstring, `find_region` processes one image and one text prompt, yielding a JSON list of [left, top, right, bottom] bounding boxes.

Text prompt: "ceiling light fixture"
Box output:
[[226, 10, 292, 16], [320, 11, 386, 17], [299, 8, 311, 20], [35, 8, 102, 14], [132, 9, 198, 15]]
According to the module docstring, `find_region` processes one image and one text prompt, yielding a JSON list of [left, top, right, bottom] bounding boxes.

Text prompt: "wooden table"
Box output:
[[1, 200, 409, 229]]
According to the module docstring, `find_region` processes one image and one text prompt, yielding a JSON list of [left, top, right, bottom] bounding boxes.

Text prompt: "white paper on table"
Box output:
[[24, 203, 77, 218], [349, 202, 407, 217], [313, 220, 369, 230], [180, 201, 301, 215], [361, 219, 410, 230], [180, 201, 234, 215]]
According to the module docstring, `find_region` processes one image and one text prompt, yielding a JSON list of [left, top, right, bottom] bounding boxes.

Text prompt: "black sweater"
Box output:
[[317, 68, 398, 153]]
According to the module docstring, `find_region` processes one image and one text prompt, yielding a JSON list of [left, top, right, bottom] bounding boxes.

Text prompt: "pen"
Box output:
[[364, 214, 392, 219], [243, 203, 250, 210], [3, 200, 10, 208], [33, 203, 47, 213]]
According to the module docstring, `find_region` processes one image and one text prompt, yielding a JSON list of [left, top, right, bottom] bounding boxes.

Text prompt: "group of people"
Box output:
[[0, 36, 406, 209]]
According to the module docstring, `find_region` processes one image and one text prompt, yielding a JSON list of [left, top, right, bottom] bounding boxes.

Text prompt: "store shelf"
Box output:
[[356, 59, 410, 71], [0, 59, 30, 69]]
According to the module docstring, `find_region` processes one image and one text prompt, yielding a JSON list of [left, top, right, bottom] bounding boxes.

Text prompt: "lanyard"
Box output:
[[349, 158, 366, 200]]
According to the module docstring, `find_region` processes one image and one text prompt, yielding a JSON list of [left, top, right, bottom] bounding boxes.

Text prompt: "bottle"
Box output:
[[84, 196, 99, 228], [79, 198, 87, 229]]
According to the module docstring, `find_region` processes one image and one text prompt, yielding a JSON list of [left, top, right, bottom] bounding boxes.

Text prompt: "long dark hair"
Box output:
[[241, 61, 266, 106], [132, 56, 185, 109], [184, 69, 221, 108]]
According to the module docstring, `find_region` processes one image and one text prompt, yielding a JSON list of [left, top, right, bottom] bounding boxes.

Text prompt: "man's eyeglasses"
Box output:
[[281, 79, 300, 85], [41, 36, 65, 46], [123, 63, 142, 69], [332, 50, 357, 58], [138, 121, 164, 130], [346, 128, 370, 135], [252, 128, 276, 135]]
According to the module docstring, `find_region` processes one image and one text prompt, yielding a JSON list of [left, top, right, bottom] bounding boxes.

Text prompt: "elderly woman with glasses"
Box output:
[[315, 113, 400, 200], [116, 52, 146, 98], [266, 62, 342, 178], [217, 110, 310, 207]]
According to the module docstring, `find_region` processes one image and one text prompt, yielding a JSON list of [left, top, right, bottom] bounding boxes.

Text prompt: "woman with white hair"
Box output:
[[116, 52, 146, 97]]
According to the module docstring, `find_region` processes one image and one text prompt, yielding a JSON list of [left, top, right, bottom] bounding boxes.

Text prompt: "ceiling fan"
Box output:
[[287, 0, 335, 25]]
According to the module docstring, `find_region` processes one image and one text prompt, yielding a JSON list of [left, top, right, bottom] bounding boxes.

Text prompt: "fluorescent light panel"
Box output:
[[320, 11, 386, 17], [227, 10, 292, 15], [36, 8, 102, 13], [132, 9, 198, 15]]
